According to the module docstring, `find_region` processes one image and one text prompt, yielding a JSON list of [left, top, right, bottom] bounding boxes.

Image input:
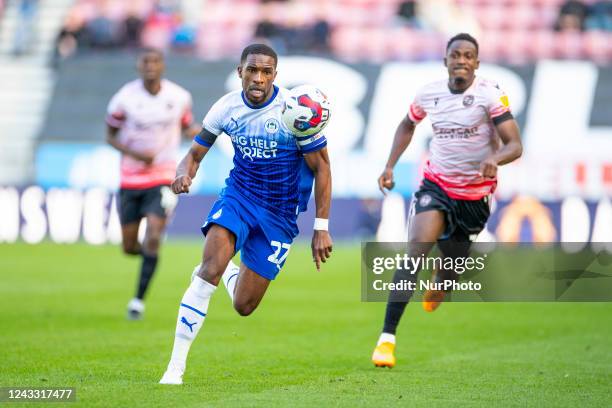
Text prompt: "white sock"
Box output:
[[221, 260, 240, 302], [166, 275, 216, 371], [377, 332, 396, 346]]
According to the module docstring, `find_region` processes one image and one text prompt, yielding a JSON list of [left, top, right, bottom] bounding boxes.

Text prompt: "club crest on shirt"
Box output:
[[463, 95, 474, 107], [265, 118, 280, 134], [419, 194, 432, 207]]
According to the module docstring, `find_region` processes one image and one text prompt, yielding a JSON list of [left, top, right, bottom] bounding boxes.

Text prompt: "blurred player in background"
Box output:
[[159, 43, 333, 385], [106, 48, 200, 320], [372, 33, 523, 368]]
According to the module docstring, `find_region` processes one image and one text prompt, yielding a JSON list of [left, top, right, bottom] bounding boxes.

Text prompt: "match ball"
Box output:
[[282, 85, 331, 137]]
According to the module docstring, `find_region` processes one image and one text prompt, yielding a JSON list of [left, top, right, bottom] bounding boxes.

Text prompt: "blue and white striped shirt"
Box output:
[[195, 85, 326, 217]]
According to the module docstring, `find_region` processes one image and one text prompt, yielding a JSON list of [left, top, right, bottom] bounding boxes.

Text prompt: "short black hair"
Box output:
[[240, 43, 278, 66], [446, 33, 479, 55], [139, 47, 164, 59]]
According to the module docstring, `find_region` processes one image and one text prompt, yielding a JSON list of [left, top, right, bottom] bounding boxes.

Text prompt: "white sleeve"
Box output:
[[180, 92, 194, 129], [485, 82, 512, 121], [407, 87, 426, 124], [106, 89, 126, 128]]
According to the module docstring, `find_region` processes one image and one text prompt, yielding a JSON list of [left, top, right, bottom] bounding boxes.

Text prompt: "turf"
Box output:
[[1, 242, 611, 407]]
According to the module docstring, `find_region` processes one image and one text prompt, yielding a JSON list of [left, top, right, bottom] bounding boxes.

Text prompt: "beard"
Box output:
[[452, 76, 467, 86]]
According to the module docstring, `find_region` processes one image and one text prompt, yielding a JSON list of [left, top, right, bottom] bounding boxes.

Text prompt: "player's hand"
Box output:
[[172, 175, 192, 194], [378, 167, 395, 195], [311, 230, 333, 272], [479, 157, 498, 179]]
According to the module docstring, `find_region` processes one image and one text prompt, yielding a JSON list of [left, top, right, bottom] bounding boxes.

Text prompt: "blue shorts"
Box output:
[[201, 188, 299, 280]]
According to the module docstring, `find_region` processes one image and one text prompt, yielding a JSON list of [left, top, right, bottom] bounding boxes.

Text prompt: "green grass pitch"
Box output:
[[1, 242, 611, 407]]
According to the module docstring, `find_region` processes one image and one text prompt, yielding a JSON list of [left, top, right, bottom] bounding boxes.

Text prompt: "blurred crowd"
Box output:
[[10, 0, 39, 55], [56, 0, 195, 60], [253, 1, 331, 55], [555, 0, 612, 31], [48, 0, 612, 63]]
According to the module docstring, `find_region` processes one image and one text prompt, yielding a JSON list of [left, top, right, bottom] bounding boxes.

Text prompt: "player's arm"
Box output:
[[183, 124, 202, 139], [172, 128, 216, 194], [105, 90, 155, 164], [105, 124, 154, 164], [304, 147, 333, 271], [378, 116, 417, 194], [180, 98, 202, 139], [180, 107, 201, 139], [479, 117, 523, 178]]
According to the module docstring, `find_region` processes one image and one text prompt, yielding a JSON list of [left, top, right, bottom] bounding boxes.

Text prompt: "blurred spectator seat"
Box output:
[[554, 0, 589, 31], [56, 0, 612, 64], [586, 1, 612, 31]]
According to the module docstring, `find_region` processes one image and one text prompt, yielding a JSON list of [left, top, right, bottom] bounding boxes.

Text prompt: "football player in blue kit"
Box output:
[[160, 44, 333, 385]]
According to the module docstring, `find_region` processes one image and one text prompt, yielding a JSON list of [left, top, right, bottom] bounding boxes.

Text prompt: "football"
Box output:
[[281, 85, 331, 136]]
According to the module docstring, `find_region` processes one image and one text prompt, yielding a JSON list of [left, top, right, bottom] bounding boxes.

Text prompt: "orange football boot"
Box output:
[[372, 342, 396, 368], [422, 289, 446, 312]]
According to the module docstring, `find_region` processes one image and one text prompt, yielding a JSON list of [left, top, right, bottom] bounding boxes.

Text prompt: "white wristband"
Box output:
[[314, 218, 329, 231]]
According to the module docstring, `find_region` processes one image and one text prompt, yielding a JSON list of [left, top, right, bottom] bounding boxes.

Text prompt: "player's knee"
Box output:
[[143, 235, 161, 254], [233, 299, 256, 316], [406, 236, 434, 257], [122, 242, 140, 255], [408, 234, 430, 244], [196, 262, 223, 286]]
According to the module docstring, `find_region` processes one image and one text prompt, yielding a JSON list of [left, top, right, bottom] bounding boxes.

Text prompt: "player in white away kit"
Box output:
[[106, 48, 200, 320], [372, 33, 523, 367]]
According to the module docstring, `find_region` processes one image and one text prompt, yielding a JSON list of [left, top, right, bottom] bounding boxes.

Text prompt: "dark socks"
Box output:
[[382, 267, 417, 334], [383, 301, 409, 335], [136, 252, 158, 300]]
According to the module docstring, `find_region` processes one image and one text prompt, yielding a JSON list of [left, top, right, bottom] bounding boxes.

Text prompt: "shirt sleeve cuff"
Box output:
[[300, 139, 327, 154], [194, 135, 212, 147], [492, 111, 513, 126]]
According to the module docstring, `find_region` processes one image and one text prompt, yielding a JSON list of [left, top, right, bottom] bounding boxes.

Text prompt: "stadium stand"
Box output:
[[54, 0, 611, 63], [0, 0, 73, 184]]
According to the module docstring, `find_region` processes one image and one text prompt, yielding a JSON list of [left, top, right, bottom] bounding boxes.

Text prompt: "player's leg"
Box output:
[[422, 233, 471, 312], [191, 259, 241, 301], [187, 232, 274, 312], [383, 210, 445, 329], [117, 188, 149, 318], [224, 216, 295, 316], [423, 197, 491, 312], [423, 229, 471, 312], [214, 257, 276, 317], [127, 213, 166, 318], [127, 186, 175, 319], [220, 260, 240, 300], [121, 222, 141, 255], [118, 189, 142, 255], [123, 221, 147, 320], [160, 224, 236, 384], [372, 209, 445, 367], [139, 213, 167, 297], [232, 263, 271, 316]]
